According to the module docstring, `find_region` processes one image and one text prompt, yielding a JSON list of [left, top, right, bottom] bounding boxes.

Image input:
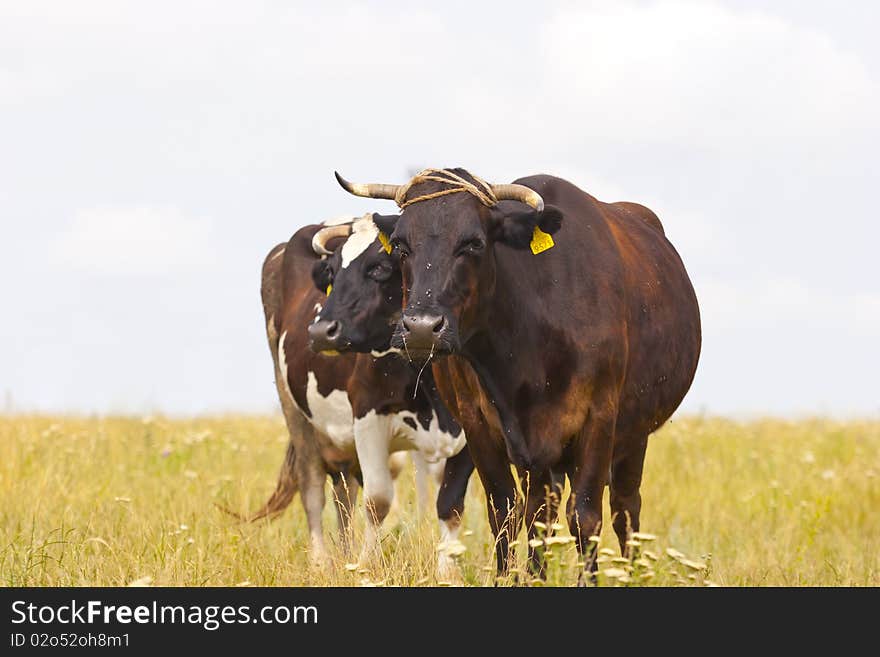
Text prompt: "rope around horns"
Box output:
[[394, 168, 498, 210]]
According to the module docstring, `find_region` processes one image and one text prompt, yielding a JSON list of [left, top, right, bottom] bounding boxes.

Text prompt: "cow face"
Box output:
[[307, 214, 403, 354], [379, 172, 562, 363]]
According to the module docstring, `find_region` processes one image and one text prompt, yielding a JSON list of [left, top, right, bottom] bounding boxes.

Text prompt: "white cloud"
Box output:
[[5, 2, 873, 155], [49, 207, 217, 275], [698, 276, 880, 337], [540, 1, 878, 149], [0, 2, 446, 104]]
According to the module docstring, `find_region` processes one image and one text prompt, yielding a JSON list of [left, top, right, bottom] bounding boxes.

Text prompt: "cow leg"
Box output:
[[430, 458, 448, 488], [436, 449, 475, 580], [409, 451, 433, 519], [609, 431, 649, 556], [271, 356, 330, 565], [468, 439, 522, 578], [386, 452, 410, 520], [523, 468, 565, 579], [330, 467, 360, 557], [431, 360, 520, 578], [267, 314, 331, 566], [290, 419, 331, 567], [566, 406, 617, 585], [353, 413, 394, 567]]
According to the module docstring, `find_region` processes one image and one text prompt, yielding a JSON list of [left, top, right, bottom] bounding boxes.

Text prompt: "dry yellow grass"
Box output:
[[1, 414, 878, 586]]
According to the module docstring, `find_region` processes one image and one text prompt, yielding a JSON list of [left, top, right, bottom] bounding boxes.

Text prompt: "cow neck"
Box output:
[[413, 366, 463, 438], [458, 255, 543, 470], [459, 349, 532, 470]]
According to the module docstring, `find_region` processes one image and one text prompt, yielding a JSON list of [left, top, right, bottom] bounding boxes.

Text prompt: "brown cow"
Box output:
[[327, 169, 701, 580]]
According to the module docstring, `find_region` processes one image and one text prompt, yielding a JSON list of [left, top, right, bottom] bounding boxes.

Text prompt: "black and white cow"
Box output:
[[254, 214, 472, 572]]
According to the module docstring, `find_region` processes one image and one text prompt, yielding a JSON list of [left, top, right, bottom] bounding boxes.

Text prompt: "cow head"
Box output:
[[334, 169, 563, 363], [307, 214, 403, 354]]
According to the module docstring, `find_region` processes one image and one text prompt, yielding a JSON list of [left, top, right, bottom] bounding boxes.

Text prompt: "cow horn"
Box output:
[[334, 171, 401, 202], [490, 184, 545, 212], [311, 224, 353, 256]]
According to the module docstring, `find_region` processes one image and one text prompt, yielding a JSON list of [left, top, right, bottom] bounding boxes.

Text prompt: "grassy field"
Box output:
[[1, 414, 878, 587]]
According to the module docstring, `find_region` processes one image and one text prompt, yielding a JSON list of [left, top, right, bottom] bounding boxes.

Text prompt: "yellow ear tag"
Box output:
[[378, 231, 392, 254], [326, 284, 332, 296], [530, 226, 555, 255]]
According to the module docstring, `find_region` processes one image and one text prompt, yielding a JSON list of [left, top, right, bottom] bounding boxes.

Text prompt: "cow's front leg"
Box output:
[[566, 400, 617, 586], [278, 410, 331, 568], [411, 450, 445, 519], [353, 411, 394, 567], [330, 466, 360, 557], [435, 448, 474, 581], [523, 467, 565, 580], [468, 437, 522, 579]]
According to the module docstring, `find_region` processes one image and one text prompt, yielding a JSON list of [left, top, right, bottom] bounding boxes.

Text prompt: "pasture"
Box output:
[[2, 414, 877, 587]]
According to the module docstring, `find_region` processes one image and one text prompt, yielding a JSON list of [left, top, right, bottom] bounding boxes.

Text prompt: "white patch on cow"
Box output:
[[370, 347, 402, 358], [388, 451, 409, 476], [428, 458, 446, 486], [350, 404, 466, 568], [353, 409, 464, 475], [268, 246, 286, 262], [340, 214, 379, 269], [266, 314, 277, 343], [277, 330, 295, 404], [390, 409, 466, 463], [322, 215, 358, 227], [354, 413, 393, 489], [353, 410, 394, 565], [439, 516, 461, 546], [305, 371, 354, 449]]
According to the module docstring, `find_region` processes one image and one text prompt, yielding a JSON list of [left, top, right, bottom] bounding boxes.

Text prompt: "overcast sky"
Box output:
[[2, 0, 878, 416]]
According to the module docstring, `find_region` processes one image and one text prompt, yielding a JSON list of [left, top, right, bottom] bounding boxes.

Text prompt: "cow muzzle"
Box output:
[[395, 312, 453, 360], [308, 319, 349, 355]]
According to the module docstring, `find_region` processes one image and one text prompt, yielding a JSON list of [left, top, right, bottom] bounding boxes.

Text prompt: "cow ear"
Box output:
[[372, 213, 399, 237], [490, 205, 564, 250], [311, 258, 332, 292]]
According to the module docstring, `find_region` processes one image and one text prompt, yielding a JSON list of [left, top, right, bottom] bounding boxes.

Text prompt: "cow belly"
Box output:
[[304, 371, 354, 449], [390, 410, 466, 463]]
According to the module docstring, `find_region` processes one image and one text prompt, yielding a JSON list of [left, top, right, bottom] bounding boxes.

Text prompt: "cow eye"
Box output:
[[367, 263, 392, 281], [456, 238, 484, 257]]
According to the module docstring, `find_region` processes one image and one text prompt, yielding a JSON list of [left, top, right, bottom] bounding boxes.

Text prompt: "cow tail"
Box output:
[[216, 439, 299, 522]]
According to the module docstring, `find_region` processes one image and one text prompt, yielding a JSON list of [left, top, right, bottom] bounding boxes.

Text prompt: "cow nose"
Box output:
[[401, 313, 447, 349], [308, 319, 342, 352]]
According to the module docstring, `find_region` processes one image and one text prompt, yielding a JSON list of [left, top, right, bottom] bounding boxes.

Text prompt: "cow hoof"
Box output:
[[356, 547, 381, 572], [309, 548, 332, 571], [436, 554, 463, 584]]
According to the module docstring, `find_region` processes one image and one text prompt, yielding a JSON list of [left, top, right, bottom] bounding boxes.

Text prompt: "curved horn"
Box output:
[[334, 171, 401, 202], [491, 184, 545, 212], [311, 224, 353, 256]]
